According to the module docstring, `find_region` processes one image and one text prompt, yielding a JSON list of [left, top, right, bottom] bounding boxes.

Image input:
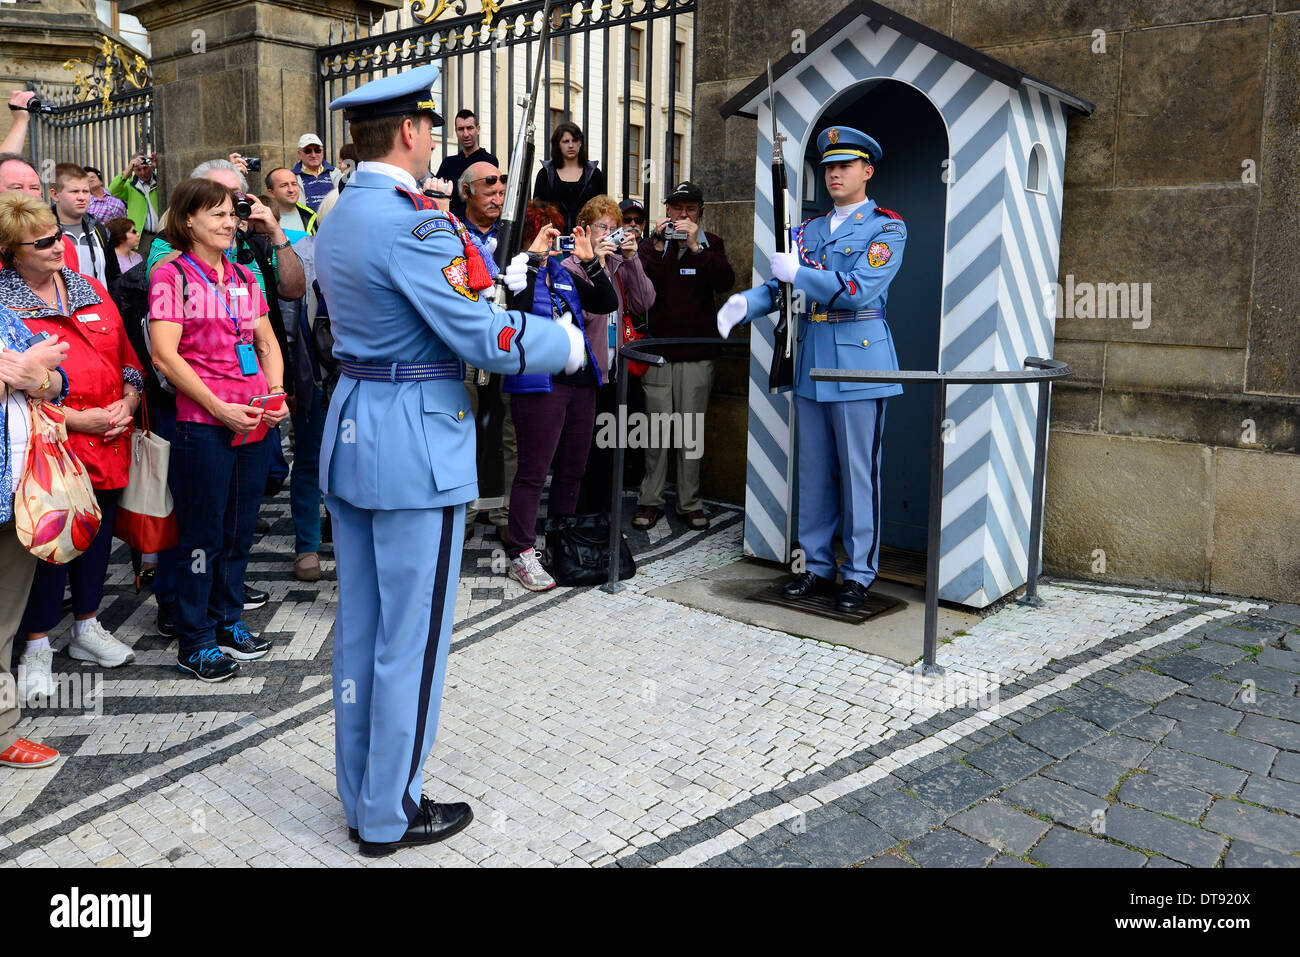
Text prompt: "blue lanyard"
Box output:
[[180, 254, 242, 339], [54, 282, 64, 314]]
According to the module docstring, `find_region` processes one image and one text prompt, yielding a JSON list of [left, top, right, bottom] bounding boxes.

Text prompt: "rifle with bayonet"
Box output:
[[473, 0, 555, 510], [767, 61, 795, 394]]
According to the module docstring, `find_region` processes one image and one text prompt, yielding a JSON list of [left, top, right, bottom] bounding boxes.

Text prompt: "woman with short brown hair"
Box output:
[[148, 178, 288, 681]]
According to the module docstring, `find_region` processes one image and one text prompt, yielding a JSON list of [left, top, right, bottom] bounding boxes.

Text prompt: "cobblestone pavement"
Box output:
[[1, 486, 1298, 868]]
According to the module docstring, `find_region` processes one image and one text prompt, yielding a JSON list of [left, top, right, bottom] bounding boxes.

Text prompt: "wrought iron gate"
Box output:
[[24, 38, 153, 189], [316, 0, 697, 210]]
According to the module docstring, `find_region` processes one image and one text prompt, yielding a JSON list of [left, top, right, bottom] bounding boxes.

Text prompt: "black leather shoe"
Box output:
[[782, 571, 834, 599], [357, 798, 473, 856], [348, 827, 359, 842], [836, 580, 871, 613]]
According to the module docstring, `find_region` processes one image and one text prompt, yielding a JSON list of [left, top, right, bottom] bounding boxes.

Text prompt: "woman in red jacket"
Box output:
[[0, 193, 141, 700]]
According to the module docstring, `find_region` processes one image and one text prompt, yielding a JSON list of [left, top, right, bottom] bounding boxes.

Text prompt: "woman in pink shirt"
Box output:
[[147, 178, 288, 682]]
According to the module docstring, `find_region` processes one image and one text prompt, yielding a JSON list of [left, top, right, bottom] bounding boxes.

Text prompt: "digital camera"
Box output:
[[663, 225, 689, 241], [552, 234, 576, 253], [244, 157, 262, 173], [234, 197, 254, 220], [606, 227, 627, 247]]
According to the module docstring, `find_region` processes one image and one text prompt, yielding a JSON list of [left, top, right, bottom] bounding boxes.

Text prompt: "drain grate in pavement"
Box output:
[[749, 583, 904, 623]]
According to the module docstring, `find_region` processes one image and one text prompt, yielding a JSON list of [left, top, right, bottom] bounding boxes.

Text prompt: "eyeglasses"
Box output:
[[474, 174, 507, 188], [17, 228, 62, 251], [301, 145, 323, 154]]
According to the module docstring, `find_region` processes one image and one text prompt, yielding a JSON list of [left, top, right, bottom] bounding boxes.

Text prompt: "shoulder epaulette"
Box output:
[[875, 206, 903, 221], [394, 185, 441, 212]]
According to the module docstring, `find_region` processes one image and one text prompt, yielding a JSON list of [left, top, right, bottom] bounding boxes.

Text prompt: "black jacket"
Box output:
[[533, 160, 607, 233]]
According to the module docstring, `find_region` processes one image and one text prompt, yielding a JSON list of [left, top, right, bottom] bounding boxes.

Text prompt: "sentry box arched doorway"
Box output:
[[721, 0, 1094, 609]]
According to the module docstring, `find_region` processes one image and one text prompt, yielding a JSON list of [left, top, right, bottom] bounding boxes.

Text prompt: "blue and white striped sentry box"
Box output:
[[722, 0, 1094, 609]]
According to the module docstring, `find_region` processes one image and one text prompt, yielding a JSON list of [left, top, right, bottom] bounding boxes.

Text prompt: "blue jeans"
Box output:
[[289, 384, 326, 554], [172, 421, 272, 657], [151, 406, 179, 606]]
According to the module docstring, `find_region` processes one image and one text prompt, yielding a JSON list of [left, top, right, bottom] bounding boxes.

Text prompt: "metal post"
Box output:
[[922, 378, 946, 674], [602, 349, 632, 593], [1019, 374, 1053, 608]]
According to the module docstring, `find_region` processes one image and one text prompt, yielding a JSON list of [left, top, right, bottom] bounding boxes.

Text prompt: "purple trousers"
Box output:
[[507, 382, 597, 558]]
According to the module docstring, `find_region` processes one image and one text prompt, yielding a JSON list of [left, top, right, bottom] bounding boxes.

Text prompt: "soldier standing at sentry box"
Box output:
[[717, 126, 906, 615], [313, 65, 585, 856]]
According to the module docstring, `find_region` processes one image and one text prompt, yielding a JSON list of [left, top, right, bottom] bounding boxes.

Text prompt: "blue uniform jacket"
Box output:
[[741, 203, 906, 402], [314, 169, 572, 509]]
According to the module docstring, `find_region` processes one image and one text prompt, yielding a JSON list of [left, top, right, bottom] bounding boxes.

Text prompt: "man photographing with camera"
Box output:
[[633, 181, 734, 532], [108, 150, 161, 242]]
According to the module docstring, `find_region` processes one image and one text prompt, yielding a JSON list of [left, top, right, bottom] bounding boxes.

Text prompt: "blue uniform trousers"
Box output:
[[326, 494, 464, 842], [796, 395, 887, 587]]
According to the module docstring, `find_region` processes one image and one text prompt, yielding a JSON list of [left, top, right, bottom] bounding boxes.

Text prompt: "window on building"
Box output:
[[629, 27, 644, 83], [673, 39, 686, 84], [550, 7, 568, 61], [628, 123, 644, 193], [1026, 142, 1047, 194], [550, 108, 567, 138], [671, 133, 684, 186]]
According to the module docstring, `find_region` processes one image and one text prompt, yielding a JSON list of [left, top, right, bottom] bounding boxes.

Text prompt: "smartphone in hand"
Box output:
[[230, 392, 286, 447]]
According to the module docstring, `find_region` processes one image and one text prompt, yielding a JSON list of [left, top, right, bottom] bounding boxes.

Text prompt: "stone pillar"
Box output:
[[119, 0, 396, 198]]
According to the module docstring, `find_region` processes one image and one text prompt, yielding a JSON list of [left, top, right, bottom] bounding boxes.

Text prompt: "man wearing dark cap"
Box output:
[[314, 64, 584, 856], [634, 181, 735, 531], [718, 125, 906, 614]]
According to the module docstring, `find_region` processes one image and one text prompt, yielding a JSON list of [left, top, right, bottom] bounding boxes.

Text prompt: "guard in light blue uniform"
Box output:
[[719, 125, 905, 613], [314, 65, 580, 855]]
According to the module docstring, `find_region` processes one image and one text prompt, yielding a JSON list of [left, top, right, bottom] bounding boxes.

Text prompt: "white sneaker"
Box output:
[[18, 647, 55, 702], [68, 620, 135, 667], [508, 548, 556, 592]]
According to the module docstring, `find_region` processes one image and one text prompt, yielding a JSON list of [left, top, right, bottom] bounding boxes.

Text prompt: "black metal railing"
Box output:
[[24, 80, 153, 192], [601, 336, 748, 593], [606, 340, 1072, 674], [316, 0, 697, 208], [808, 360, 1073, 672]]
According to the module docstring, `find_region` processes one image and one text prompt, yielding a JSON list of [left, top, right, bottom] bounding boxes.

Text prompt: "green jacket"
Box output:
[[106, 172, 160, 233]]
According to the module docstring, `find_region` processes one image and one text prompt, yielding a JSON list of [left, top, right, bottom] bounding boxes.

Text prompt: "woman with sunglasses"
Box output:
[[148, 178, 288, 682], [0, 192, 144, 698], [533, 122, 607, 233], [500, 202, 618, 591]]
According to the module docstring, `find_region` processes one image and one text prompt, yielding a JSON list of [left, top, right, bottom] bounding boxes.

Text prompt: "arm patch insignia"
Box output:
[[413, 217, 453, 241], [442, 256, 480, 302], [497, 326, 516, 353], [868, 242, 892, 268]]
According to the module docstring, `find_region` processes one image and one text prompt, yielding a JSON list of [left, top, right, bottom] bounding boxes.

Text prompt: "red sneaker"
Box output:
[[0, 738, 60, 769]]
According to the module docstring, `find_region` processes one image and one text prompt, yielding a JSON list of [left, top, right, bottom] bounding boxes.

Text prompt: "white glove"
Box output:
[[770, 249, 800, 284], [484, 235, 498, 259], [557, 311, 586, 375], [503, 252, 529, 294], [717, 294, 747, 339]]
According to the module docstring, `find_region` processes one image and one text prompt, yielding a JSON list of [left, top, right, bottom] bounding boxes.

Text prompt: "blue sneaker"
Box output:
[[218, 622, 272, 661], [177, 647, 239, 682]]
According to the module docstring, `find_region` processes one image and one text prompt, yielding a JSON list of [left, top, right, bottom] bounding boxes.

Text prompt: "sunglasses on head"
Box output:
[[474, 174, 507, 188], [18, 227, 63, 251]]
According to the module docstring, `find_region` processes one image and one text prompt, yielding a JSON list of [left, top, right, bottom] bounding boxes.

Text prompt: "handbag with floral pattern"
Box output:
[[14, 400, 102, 564]]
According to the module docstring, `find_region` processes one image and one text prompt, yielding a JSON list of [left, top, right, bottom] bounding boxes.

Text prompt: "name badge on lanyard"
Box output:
[[182, 254, 257, 376], [680, 268, 696, 276]]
